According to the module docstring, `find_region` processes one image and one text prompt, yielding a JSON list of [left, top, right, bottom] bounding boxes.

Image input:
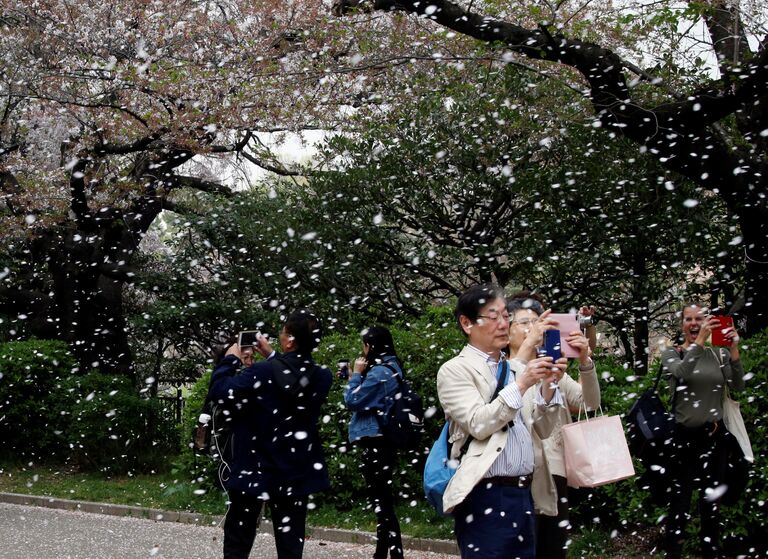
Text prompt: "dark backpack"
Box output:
[[377, 363, 424, 448]]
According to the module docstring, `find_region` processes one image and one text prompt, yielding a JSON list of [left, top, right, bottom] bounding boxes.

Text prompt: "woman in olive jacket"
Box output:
[[662, 304, 745, 559]]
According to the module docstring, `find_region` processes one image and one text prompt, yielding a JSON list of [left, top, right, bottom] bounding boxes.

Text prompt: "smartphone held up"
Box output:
[[540, 330, 562, 360], [710, 315, 735, 347], [238, 330, 262, 349]]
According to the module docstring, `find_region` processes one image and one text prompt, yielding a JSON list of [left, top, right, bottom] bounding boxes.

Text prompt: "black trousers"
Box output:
[[664, 421, 728, 559], [535, 474, 570, 559], [359, 437, 404, 559], [223, 491, 308, 559]]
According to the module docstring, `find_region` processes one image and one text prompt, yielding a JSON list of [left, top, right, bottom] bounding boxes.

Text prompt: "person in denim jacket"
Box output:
[[344, 326, 405, 559]]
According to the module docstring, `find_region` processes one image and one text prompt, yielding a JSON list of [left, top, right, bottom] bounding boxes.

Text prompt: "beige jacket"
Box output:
[[509, 359, 601, 516], [436, 346, 558, 514]]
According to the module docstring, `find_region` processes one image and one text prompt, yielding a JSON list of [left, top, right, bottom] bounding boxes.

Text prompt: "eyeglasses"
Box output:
[[476, 311, 511, 323], [510, 318, 539, 327]]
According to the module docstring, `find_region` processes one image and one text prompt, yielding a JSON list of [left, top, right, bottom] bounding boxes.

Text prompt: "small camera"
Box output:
[[578, 315, 592, 329]]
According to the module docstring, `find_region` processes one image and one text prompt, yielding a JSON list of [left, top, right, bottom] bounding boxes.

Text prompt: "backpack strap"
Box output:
[[378, 361, 403, 379], [454, 359, 510, 459]]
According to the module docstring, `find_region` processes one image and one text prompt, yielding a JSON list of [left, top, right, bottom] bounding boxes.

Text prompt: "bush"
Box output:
[[0, 338, 178, 475], [170, 368, 226, 504], [569, 332, 768, 557], [0, 339, 76, 461], [57, 371, 178, 475]]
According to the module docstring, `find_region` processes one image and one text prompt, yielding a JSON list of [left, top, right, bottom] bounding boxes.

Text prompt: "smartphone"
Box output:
[[548, 313, 581, 358], [336, 360, 350, 379], [238, 330, 261, 349], [711, 315, 734, 347], [542, 329, 562, 360]]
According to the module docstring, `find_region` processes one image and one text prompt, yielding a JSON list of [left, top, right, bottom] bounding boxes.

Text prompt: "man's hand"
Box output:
[[253, 333, 274, 358], [225, 343, 243, 360]]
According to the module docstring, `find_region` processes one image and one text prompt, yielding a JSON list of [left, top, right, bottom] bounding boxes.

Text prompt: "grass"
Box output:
[[0, 461, 666, 557], [0, 461, 455, 540]]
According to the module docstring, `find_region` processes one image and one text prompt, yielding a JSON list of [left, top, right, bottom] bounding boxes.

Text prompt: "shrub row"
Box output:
[[0, 339, 177, 474], [5, 321, 767, 555]]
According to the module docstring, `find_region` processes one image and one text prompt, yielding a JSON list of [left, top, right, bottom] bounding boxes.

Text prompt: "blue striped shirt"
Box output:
[[464, 345, 534, 477]]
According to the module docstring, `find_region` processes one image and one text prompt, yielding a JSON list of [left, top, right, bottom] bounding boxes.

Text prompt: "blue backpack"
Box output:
[[423, 361, 508, 516]]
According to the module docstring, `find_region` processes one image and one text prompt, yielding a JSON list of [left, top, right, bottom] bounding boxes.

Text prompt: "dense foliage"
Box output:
[[0, 339, 176, 473], [0, 339, 76, 461]]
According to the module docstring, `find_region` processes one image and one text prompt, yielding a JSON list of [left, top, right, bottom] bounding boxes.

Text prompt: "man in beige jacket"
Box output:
[[437, 284, 565, 559]]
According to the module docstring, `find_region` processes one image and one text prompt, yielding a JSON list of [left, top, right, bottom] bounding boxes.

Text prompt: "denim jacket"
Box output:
[[344, 356, 402, 443]]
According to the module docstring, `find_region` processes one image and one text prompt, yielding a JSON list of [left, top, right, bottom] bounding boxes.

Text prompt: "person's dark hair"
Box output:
[[507, 290, 546, 317], [284, 308, 322, 357], [212, 335, 238, 365], [361, 326, 401, 375], [362, 326, 395, 358], [454, 283, 506, 337]]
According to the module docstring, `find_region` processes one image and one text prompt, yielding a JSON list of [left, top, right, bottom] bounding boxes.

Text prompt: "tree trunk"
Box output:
[[617, 328, 634, 369], [740, 213, 768, 333], [632, 253, 650, 375], [41, 228, 135, 383]]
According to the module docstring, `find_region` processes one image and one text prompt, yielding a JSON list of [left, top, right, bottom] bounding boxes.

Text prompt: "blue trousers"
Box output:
[[453, 480, 536, 559]]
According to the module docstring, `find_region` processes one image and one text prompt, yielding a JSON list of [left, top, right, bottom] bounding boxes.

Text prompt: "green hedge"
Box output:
[[0, 339, 177, 474], [0, 339, 76, 461], [58, 371, 178, 474]]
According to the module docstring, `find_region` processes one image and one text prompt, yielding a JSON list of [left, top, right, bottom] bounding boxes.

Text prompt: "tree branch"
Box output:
[[239, 148, 307, 177], [169, 175, 233, 196]]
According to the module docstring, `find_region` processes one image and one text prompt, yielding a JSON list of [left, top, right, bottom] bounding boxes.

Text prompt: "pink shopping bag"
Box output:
[[562, 414, 635, 488]]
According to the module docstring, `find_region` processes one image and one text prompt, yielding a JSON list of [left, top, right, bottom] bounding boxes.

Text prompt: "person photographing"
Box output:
[[208, 309, 332, 559], [662, 304, 745, 559], [506, 293, 600, 559], [344, 326, 406, 559], [437, 284, 564, 559]]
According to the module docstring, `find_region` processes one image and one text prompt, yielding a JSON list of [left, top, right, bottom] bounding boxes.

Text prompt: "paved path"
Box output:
[[0, 502, 456, 559]]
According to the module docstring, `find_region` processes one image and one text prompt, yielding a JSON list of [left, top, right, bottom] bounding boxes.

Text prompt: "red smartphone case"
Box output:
[[711, 316, 734, 347]]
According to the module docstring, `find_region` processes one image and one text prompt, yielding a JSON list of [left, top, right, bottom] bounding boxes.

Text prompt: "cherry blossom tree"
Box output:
[[0, 0, 340, 380]]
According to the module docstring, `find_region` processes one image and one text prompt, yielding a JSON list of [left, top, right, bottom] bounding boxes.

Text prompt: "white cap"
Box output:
[[198, 413, 212, 424]]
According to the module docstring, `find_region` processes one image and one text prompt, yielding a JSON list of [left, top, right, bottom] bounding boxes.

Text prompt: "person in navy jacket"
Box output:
[[209, 308, 332, 559], [344, 326, 406, 559]]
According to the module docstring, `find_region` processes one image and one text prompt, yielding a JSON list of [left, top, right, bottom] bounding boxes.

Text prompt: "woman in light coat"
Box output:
[[507, 293, 600, 559]]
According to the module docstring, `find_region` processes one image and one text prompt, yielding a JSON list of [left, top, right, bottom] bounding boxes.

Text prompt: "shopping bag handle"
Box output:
[[575, 402, 603, 422]]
